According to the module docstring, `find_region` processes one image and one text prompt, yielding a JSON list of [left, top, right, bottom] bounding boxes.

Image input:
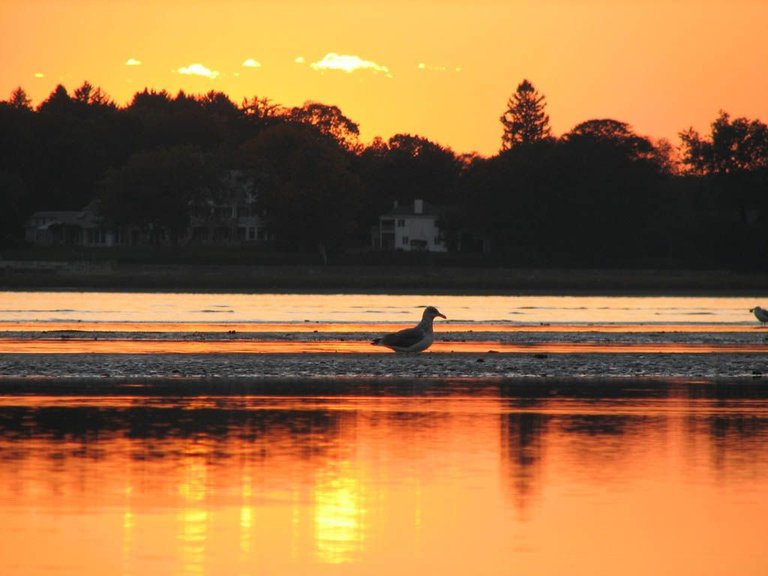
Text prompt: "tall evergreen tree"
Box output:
[[7, 87, 32, 110], [500, 79, 552, 150]]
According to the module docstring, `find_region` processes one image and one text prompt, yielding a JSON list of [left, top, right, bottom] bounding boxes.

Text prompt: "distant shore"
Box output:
[[2, 261, 768, 294]]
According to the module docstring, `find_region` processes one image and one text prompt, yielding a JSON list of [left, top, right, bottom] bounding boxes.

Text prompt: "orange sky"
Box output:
[[2, 0, 767, 156]]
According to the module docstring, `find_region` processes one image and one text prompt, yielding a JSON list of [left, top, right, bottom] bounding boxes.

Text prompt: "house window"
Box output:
[[192, 227, 209, 242], [87, 229, 106, 245], [397, 219, 405, 227], [402, 236, 409, 245]]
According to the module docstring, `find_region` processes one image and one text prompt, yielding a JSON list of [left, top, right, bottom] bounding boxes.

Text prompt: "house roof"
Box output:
[[27, 202, 102, 229], [383, 200, 442, 218]]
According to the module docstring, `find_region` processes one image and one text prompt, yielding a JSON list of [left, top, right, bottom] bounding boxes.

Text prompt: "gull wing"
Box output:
[[380, 326, 425, 349]]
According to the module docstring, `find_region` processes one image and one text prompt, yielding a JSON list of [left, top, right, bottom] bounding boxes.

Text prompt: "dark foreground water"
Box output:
[[1, 378, 767, 576]]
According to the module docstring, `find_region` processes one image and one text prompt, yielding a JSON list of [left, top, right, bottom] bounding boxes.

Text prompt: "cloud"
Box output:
[[310, 53, 390, 75], [177, 63, 220, 79], [242, 58, 261, 68], [294, 56, 306, 64], [33, 72, 45, 78], [125, 58, 142, 66], [417, 62, 462, 73]]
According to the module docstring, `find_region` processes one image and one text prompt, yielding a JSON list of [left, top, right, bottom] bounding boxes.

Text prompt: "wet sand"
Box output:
[[2, 321, 768, 381], [2, 347, 768, 381]]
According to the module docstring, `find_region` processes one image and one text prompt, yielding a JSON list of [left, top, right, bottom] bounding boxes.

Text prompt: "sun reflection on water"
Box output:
[[178, 508, 208, 576], [313, 461, 367, 564], [122, 509, 135, 576], [239, 471, 253, 558], [178, 459, 209, 576]]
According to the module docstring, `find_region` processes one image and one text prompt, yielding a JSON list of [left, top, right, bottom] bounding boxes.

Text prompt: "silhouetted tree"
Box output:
[[386, 134, 462, 203], [358, 133, 461, 206], [0, 90, 36, 234], [0, 90, 34, 174], [73, 81, 114, 108], [460, 118, 668, 264], [565, 119, 652, 156], [678, 112, 768, 266], [126, 89, 235, 151], [289, 102, 360, 150], [240, 96, 286, 131], [6, 78, 768, 269], [32, 83, 131, 211], [99, 146, 218, 245], [8, 87, 32, 110], [0, 171, 27, 247], [36, 84, 72, 114], [500, 80, 552, 151], [461, 140, 561, 261], [563, 118, 671, 175], [241, 124, 362, 261], [556, 120, 666, 261], [128, 88, 174, 113], [680, 111, 768, 176], [197, 90, 241, 146]]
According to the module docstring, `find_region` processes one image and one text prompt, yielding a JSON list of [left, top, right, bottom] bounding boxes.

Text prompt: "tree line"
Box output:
[[1, 80, 767, 269]]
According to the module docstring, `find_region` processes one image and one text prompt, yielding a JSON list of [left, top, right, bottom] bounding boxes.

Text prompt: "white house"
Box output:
[[188, 171, 270, 244], [25, 202, 121, 247], [25, 171, 271, 247], [376, 199, 447, 252]]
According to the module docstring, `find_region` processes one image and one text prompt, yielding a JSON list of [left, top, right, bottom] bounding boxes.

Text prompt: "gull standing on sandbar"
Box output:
[[372, 306, 446, 353], [751, 306, 768, 324]]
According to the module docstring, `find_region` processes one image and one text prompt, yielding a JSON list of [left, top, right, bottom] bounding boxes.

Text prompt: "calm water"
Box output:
[[0, 380, 767, 576], [0, 291, 765, 325], [1, 292, 768, 574]]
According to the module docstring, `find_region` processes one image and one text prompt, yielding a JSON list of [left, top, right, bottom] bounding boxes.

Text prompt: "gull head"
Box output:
[[423, 306, 446, 321]]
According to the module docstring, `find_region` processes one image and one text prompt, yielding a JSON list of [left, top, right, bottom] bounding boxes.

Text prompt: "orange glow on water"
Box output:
[[0, 321, 761, 334], [2, 337, 768, 355], [1, 392, 767, 575]]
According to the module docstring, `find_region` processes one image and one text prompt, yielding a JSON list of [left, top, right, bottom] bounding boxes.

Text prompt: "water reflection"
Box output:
[[1, 380, 768, 575], [501, 411, 547, 515], [314, 461, 366, 563]]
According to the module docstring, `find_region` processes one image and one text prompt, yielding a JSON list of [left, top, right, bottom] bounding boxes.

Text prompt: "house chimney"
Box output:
[[393, 200, 399, 209], [414, 199, 423, 214]]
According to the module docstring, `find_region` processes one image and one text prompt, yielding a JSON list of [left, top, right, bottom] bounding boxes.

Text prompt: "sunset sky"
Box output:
[[2, 0, 767, 156]]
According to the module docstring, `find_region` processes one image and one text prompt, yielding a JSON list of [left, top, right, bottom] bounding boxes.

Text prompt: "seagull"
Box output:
[[372, 306, 446, 353], [751, 306, 768, 323]]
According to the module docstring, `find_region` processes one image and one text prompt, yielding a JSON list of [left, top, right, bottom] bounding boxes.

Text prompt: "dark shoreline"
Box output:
[[2, 263, 768, 294]]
